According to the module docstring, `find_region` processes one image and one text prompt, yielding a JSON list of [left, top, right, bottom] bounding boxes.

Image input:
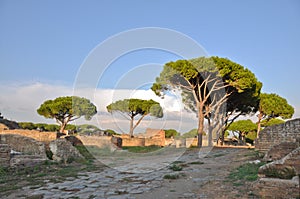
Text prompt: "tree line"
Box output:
[[35, 56, 294, 147]]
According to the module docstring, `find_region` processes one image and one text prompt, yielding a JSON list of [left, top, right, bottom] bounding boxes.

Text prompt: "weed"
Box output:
[[169, 164, 183, 171], [227, 162, 265, 186], [189, 161, 204, 165], [163, 174, 180, 179], [122, 145, 162, 153]]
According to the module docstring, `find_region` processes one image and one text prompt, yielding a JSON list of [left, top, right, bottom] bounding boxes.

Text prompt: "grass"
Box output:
[[163, 174, 180, 179], [169, 164, 183, 171], [226, 162, 265, 186], [122, 145, 162, 153], [189, 161, 204, 165], [0, 152, 105, 197]]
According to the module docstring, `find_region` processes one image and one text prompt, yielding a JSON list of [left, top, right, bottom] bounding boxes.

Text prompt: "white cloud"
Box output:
[[0, 82, 197, 133]]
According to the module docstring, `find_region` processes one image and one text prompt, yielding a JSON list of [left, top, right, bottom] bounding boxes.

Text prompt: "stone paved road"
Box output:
[[6, 147, 251, 199]]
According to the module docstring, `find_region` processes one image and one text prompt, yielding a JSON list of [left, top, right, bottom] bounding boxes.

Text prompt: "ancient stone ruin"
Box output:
[[254, 118, 300, 198]]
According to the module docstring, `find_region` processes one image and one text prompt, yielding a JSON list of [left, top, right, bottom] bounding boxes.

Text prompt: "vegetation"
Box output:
[[257, 93, 294, 135], [163, 173, 180, 179], [227, 120, 257, 145], [152, 56, 262, 147], [37, 96, 97, 133], [164, 129, 180, 138], [227, 162, 265, 186], [169, 164, 183, 171], [122, 145, 162, 153], [260, 118, 285, 127], [107, 98, 163, 137], [19, 122, 76, 132], [180, 129, 203, 138]]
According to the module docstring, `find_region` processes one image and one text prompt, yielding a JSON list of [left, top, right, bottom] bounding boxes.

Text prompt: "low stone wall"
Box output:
[[254, 176, 299, 199], [255, 118, 300, 153], [0, 129, 57, 143], [0, 134, 46, 158], [122, 138, 145, 147], [76, 135, 112, 148]]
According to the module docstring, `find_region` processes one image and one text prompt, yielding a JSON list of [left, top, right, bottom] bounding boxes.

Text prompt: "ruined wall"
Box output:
[[0, 129, 57, 143], [0, 144, 10, 167], [0, 134, 46, 158], [76, 135, 112, 148], [122, 138, 145, 147], [255, 118, 300, 153], [254, 177, 299, 199]]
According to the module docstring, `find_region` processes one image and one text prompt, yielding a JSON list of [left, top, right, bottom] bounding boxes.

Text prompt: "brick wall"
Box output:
[[0, 129, 57, 143], [255, 118, 300, 153]]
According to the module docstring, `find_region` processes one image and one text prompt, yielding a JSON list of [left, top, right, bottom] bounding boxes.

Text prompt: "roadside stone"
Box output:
[[49, 138, 83, 163]]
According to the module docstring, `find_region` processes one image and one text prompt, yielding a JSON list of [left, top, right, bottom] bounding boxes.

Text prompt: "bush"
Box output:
[[18, 122, 35, 130], [181, 129, 206, 138], [169, 164, 182, 171], [165, 129, 179, 138], [163, 174, 179, 179]]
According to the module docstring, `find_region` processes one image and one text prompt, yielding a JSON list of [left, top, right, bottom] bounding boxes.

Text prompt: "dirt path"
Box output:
[[137, 147, 257, 199]]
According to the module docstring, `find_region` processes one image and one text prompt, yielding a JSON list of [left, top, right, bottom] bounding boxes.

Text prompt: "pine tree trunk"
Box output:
[[257, 112, 263, 138], [60, 122, 67, 134], [129, 116, 134, 138], [197, 103, 204, 148], [208, 118, 213, 147]]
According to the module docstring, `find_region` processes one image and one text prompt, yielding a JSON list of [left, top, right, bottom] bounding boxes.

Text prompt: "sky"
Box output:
[[0, 0, 300, 133]]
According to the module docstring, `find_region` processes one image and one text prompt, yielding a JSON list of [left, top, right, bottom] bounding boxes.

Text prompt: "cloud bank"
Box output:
[[0, 82, 198, 133]]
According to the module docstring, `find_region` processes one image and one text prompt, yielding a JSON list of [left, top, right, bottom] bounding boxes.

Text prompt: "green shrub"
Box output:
[[169, 164, 182, 171], [163, 174, 179, 179], [165, 129, 179, 138], [227, 162, 265, 184]]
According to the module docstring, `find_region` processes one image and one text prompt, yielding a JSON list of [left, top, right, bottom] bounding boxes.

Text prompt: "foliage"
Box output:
[[227, 120, 257, 145], [257, 93, 294, 135], [18, 122, 35, 130], [245, 131, 257, 145], [259, 93, 294, 119], [107, 98, 163, 136], [37, 96, 97, 132], [224, 130, 230, 138], [163, 174, 180, 179], [169, 164, 183, 171], [180, 129, 206, 138], [260, 118, 285, 127], [212, 57, 262, 115], [227, 120, 257, 133], [105, 129, 120, 136], [164, 129, 179, 138], [227, 162, 265, 185], [152, 56, 262, 147], [76, 124, 100, 134]]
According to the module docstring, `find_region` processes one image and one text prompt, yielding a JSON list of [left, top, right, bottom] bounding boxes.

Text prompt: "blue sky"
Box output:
[[0, 0, 300, 129]]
